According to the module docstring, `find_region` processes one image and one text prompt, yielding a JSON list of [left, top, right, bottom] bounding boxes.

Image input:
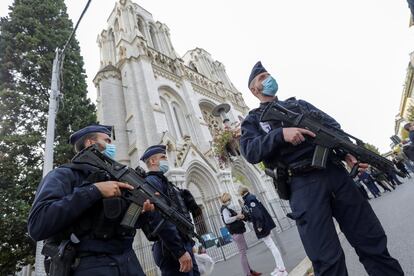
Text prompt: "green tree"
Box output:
[[364, 142, 380, 155], [0, 0, 96, 273]]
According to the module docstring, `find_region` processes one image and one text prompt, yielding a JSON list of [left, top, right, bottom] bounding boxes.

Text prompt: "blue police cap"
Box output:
[[248, 61, 267, 88], [68, 124, 112, 145], [140, 144, 166, 161]]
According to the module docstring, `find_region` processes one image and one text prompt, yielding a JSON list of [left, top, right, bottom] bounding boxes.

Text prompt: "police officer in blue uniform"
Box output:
[[140, 145, 200, 276], [238, 186, 286, 276], [240, 62, 404, 276], [28, 124, 153, 276]]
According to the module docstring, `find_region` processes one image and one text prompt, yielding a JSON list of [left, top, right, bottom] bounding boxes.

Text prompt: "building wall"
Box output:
[[395, 52, 414, 137], [94, 0, 292, 274]]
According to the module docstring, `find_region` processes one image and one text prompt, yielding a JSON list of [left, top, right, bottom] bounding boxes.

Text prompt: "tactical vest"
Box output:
[[59, 163, 136, 241], [145, 171, 195, 241], [220, 206, 246, 234], [252, 98, 314, 169]]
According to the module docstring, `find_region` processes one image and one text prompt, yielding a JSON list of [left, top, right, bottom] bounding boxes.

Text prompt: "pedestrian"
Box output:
[[386, 170, 403, 186], [354, 179, 370, 200], [239, 61, 403, 276], [192, 246, 214, 276], [238, 186, 287, 276], [371, 168, 395, 190], [358, 171, 381, 198], [28, 124, 154, 276], [369, 168, 392, 192], [394, 158, 411, 178], [220, 192, 262, 276], [140, 144, 200, 276]]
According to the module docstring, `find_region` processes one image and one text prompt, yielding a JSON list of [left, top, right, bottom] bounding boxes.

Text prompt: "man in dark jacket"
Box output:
[[140, 145, 199, 276], [238, 186, 286, 276], [240, 61, 403, 276], [28, 124, 153, 276]]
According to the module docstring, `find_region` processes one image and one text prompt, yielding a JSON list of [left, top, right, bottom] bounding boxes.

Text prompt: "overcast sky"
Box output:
[[1, 0, 414, 152]]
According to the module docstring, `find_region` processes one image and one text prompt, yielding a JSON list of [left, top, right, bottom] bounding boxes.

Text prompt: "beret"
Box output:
[[68, 124, 112, 145], [248, 61, 267, 87], [140, 144, 166, 161]]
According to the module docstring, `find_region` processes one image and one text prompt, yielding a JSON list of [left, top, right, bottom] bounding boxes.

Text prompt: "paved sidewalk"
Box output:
[[212, 178, 414, 276], [212, 226, 306, 276], [341, 178, 414, 275]]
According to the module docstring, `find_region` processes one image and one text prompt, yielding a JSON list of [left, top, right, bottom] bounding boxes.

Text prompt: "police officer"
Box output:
[[238, 186, 286, 276], [240, 62, 404, 276], [140, 145, 200, 276], [28, 124, 153, 276]]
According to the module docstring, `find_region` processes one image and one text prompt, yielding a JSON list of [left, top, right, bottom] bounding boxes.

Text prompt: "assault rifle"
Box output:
[[72, 145, 201, 241], [260, 101, 396, 177]]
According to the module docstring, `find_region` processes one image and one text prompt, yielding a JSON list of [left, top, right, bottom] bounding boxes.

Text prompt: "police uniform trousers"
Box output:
[[72, 248, 145, 276], [152, 241, 200, 276], [288, 163, 404, 276]]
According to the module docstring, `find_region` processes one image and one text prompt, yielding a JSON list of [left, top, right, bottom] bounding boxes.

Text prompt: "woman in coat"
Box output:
[[220, 192, 261, 276]]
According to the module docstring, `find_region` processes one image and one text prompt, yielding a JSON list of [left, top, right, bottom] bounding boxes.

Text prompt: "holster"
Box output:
[[265, 167, 291, 200], [273, 168, 291, 200], [42, 240, 77, 276]]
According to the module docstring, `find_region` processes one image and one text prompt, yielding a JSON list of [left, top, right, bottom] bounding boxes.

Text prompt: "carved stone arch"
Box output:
[[114, 18, 120, 42], [137, 15, 146, 38], [149, 23, 159, 50], [158, 86, 191, 140], [231, 159, 263, 194], [127, 5, 137, 31], [186, 160, 222, 235], [185, 160, 218, 200], [107, 28, 116, 65], [158, 86, 188, 113]]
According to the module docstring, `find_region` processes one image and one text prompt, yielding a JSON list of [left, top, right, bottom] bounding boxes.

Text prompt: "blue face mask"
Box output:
[[159, 160, 169, 173], [103, 143, 116, 159], [261, 75, 278, 96]]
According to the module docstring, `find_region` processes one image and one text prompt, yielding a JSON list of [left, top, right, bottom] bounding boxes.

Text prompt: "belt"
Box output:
[[288, 159, 323, 176], [77, 252, 107, 258]]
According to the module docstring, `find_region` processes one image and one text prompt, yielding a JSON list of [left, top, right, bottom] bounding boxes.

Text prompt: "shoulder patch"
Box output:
[[259, 122, 271, 133]]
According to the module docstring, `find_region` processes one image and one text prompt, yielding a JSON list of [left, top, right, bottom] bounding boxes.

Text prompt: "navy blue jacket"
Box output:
[[28, 165, 140, 254], [240, 98, 341, 167], [143, 172, 188, 259], [358, 171, 375, 185], [243, 192, 275, 239], [409, 131, 414, 144], [28, 166, 103, 241]]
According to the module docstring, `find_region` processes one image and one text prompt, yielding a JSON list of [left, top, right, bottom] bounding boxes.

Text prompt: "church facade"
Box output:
[[94, 0, 292, 274]]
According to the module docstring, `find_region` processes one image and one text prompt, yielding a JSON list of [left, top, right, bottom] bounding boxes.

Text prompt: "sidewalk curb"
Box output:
[[289, 256, 312, 276], [288, 222, 343, 275]]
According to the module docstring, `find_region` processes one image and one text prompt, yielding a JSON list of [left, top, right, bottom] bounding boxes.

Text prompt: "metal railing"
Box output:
[[132, 201, 297, 276]]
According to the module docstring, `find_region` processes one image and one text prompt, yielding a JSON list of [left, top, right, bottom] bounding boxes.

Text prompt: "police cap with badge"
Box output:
[[140, 144, 166, 161], [69, 124, 113, 145]]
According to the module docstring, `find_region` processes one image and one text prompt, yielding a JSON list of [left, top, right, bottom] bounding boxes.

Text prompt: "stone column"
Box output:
[[166, 168, 186, 189]]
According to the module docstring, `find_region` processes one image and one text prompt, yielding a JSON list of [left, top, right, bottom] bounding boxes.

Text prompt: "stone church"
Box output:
[[93, 0, 293, 273]]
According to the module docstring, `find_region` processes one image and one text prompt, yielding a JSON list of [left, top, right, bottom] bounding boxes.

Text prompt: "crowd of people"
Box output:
[[26, 61, 410, 276], [354, 159, 413, 199]]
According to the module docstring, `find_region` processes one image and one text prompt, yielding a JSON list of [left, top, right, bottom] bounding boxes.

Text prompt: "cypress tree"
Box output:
[[0, 0, 96, 273]]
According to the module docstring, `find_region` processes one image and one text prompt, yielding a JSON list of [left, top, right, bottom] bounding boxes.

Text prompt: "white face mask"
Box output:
[[223, 200, 231, 206]]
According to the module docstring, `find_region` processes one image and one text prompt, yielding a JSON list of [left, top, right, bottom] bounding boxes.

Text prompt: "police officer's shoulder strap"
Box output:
[[60, 162, 100, 175], [248, 107, 261, 115]]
